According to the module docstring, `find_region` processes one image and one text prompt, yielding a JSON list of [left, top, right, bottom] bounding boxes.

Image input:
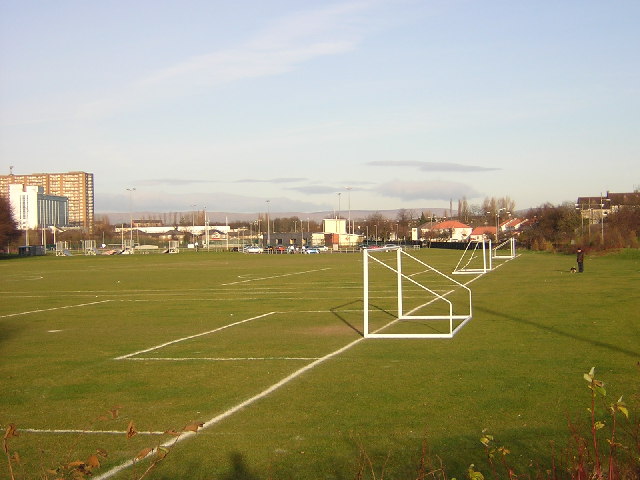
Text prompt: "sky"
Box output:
[[1, 0, 639, 216]]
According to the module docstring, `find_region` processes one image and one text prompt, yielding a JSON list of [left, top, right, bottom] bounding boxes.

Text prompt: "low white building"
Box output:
[[322, 218, 362, 247], [420, 220, 472, 242], [9, 184, 69, 230]]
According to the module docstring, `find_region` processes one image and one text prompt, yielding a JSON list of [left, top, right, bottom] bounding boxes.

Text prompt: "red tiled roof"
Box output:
[[430, 220, 471, 230], [471, 226, 496, 235], [501, 217, 526, 229]]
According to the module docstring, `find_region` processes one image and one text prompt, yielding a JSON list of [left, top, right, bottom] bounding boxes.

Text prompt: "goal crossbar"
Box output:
[[363, 247, 472, 339]]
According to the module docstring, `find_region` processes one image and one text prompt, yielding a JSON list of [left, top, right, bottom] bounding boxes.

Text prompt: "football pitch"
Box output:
[[1, 248, 638, 479]]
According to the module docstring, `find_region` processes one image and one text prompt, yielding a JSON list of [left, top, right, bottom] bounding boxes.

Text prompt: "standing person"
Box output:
[[576, 248, 585, 273]]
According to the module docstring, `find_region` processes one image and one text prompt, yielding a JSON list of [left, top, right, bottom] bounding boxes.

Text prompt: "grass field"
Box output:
[[1, 248, 638, 479]]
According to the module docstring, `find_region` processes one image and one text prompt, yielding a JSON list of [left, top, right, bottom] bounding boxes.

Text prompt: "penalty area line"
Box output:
[[20, 428, 165, 436], [114, 312, 276, 360], [94, 329, 374, 479], [221, 267, 331, 286], [0, 300, 114, 319], [124, 357, 321, 361]]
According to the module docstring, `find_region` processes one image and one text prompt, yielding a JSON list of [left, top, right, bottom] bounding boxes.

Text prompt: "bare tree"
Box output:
[[458, 197, 471, 223], [0, 196, 20, 250]]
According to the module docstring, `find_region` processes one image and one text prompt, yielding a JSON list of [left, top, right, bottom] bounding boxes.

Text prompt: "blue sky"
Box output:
[[1, 0, 638, 215]]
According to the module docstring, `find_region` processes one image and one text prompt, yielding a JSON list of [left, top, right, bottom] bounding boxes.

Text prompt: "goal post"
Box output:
[[492, 237, 516, 259], [363, 246, 472, 339], [452, 240, 492, 275]]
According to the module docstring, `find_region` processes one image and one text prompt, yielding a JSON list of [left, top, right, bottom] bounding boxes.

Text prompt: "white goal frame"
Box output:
[[492, 237, 516, 259], [452, 240, 492, 275], [82, 239, 97, 255], [363, 246, 472, 339]]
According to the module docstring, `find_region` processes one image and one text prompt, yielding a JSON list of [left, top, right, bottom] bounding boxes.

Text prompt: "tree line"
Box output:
[[1, 195, 639, 254]]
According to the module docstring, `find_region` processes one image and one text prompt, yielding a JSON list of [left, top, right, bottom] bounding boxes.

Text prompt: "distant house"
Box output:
[[500, 217, 528, 235], [606, 192, 640, 212], [470, 226, 496, 242], [133, 219, 164, 228], [420, 220, 472, 242], [576, 191, 640, 224]]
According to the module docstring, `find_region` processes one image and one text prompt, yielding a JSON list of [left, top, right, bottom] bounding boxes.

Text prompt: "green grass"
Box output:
[[0, 249, 638, 479]]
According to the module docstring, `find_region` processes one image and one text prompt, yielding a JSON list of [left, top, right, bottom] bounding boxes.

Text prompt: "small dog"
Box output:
[[570, 267, 577, 273]]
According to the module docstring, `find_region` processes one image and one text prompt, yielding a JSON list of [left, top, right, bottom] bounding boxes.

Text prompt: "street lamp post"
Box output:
[[204, 206, 209, 252], [190, 204, 197, 249], [266, 200, 271, 246], [345, 186, 352, 234], [600, 198, 605, 245], [495, 207, 508, 243], [126, 187, 136, 248], [575, 203, 584, 236]]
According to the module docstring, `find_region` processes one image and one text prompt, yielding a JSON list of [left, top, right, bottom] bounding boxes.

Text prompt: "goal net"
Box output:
[[363, 246, 472, 339]]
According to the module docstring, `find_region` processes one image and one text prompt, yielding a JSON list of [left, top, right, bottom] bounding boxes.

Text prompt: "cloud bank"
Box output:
[[376, 180, 481, 202], [367, 161, 499, 172]]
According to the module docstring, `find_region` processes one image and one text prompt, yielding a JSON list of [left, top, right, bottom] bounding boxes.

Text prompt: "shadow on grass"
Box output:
[[330, 300, 397, 338], [152, 453, 260, 480], [219, 452, 260, 480], [0, 322, 23, 355], [475, 305, 638, 358]]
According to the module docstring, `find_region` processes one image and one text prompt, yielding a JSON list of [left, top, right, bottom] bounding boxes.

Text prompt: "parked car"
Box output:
[[315, 245, 329, 251], [305, 248, 320, 254], [274, 245, 287, 254], [244, 245, 262, 253]]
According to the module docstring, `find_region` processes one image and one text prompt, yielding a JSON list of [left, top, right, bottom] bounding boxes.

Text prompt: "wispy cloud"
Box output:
[[286, 184, 342, 195], [96, 190, 329, 214], [376, 180, 481, 201], [78, 2, 377, 120], [367, 160, 499, 172], [236, 177, 308, 184], [135, 178, 218, 187]]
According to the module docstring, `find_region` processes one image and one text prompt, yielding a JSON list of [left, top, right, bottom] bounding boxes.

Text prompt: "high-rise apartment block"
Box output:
[[0, 171, 94, 231]]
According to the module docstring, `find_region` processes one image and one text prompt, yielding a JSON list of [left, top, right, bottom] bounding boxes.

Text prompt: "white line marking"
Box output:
[[123, 357, 321, 361], [21, 428, 165, 436], [221, 268, 331, 286], [0, 300, 113, 319], [114, 312, 276, 360], [66, 258, 523, 479], [94, 333, 369, 480]]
